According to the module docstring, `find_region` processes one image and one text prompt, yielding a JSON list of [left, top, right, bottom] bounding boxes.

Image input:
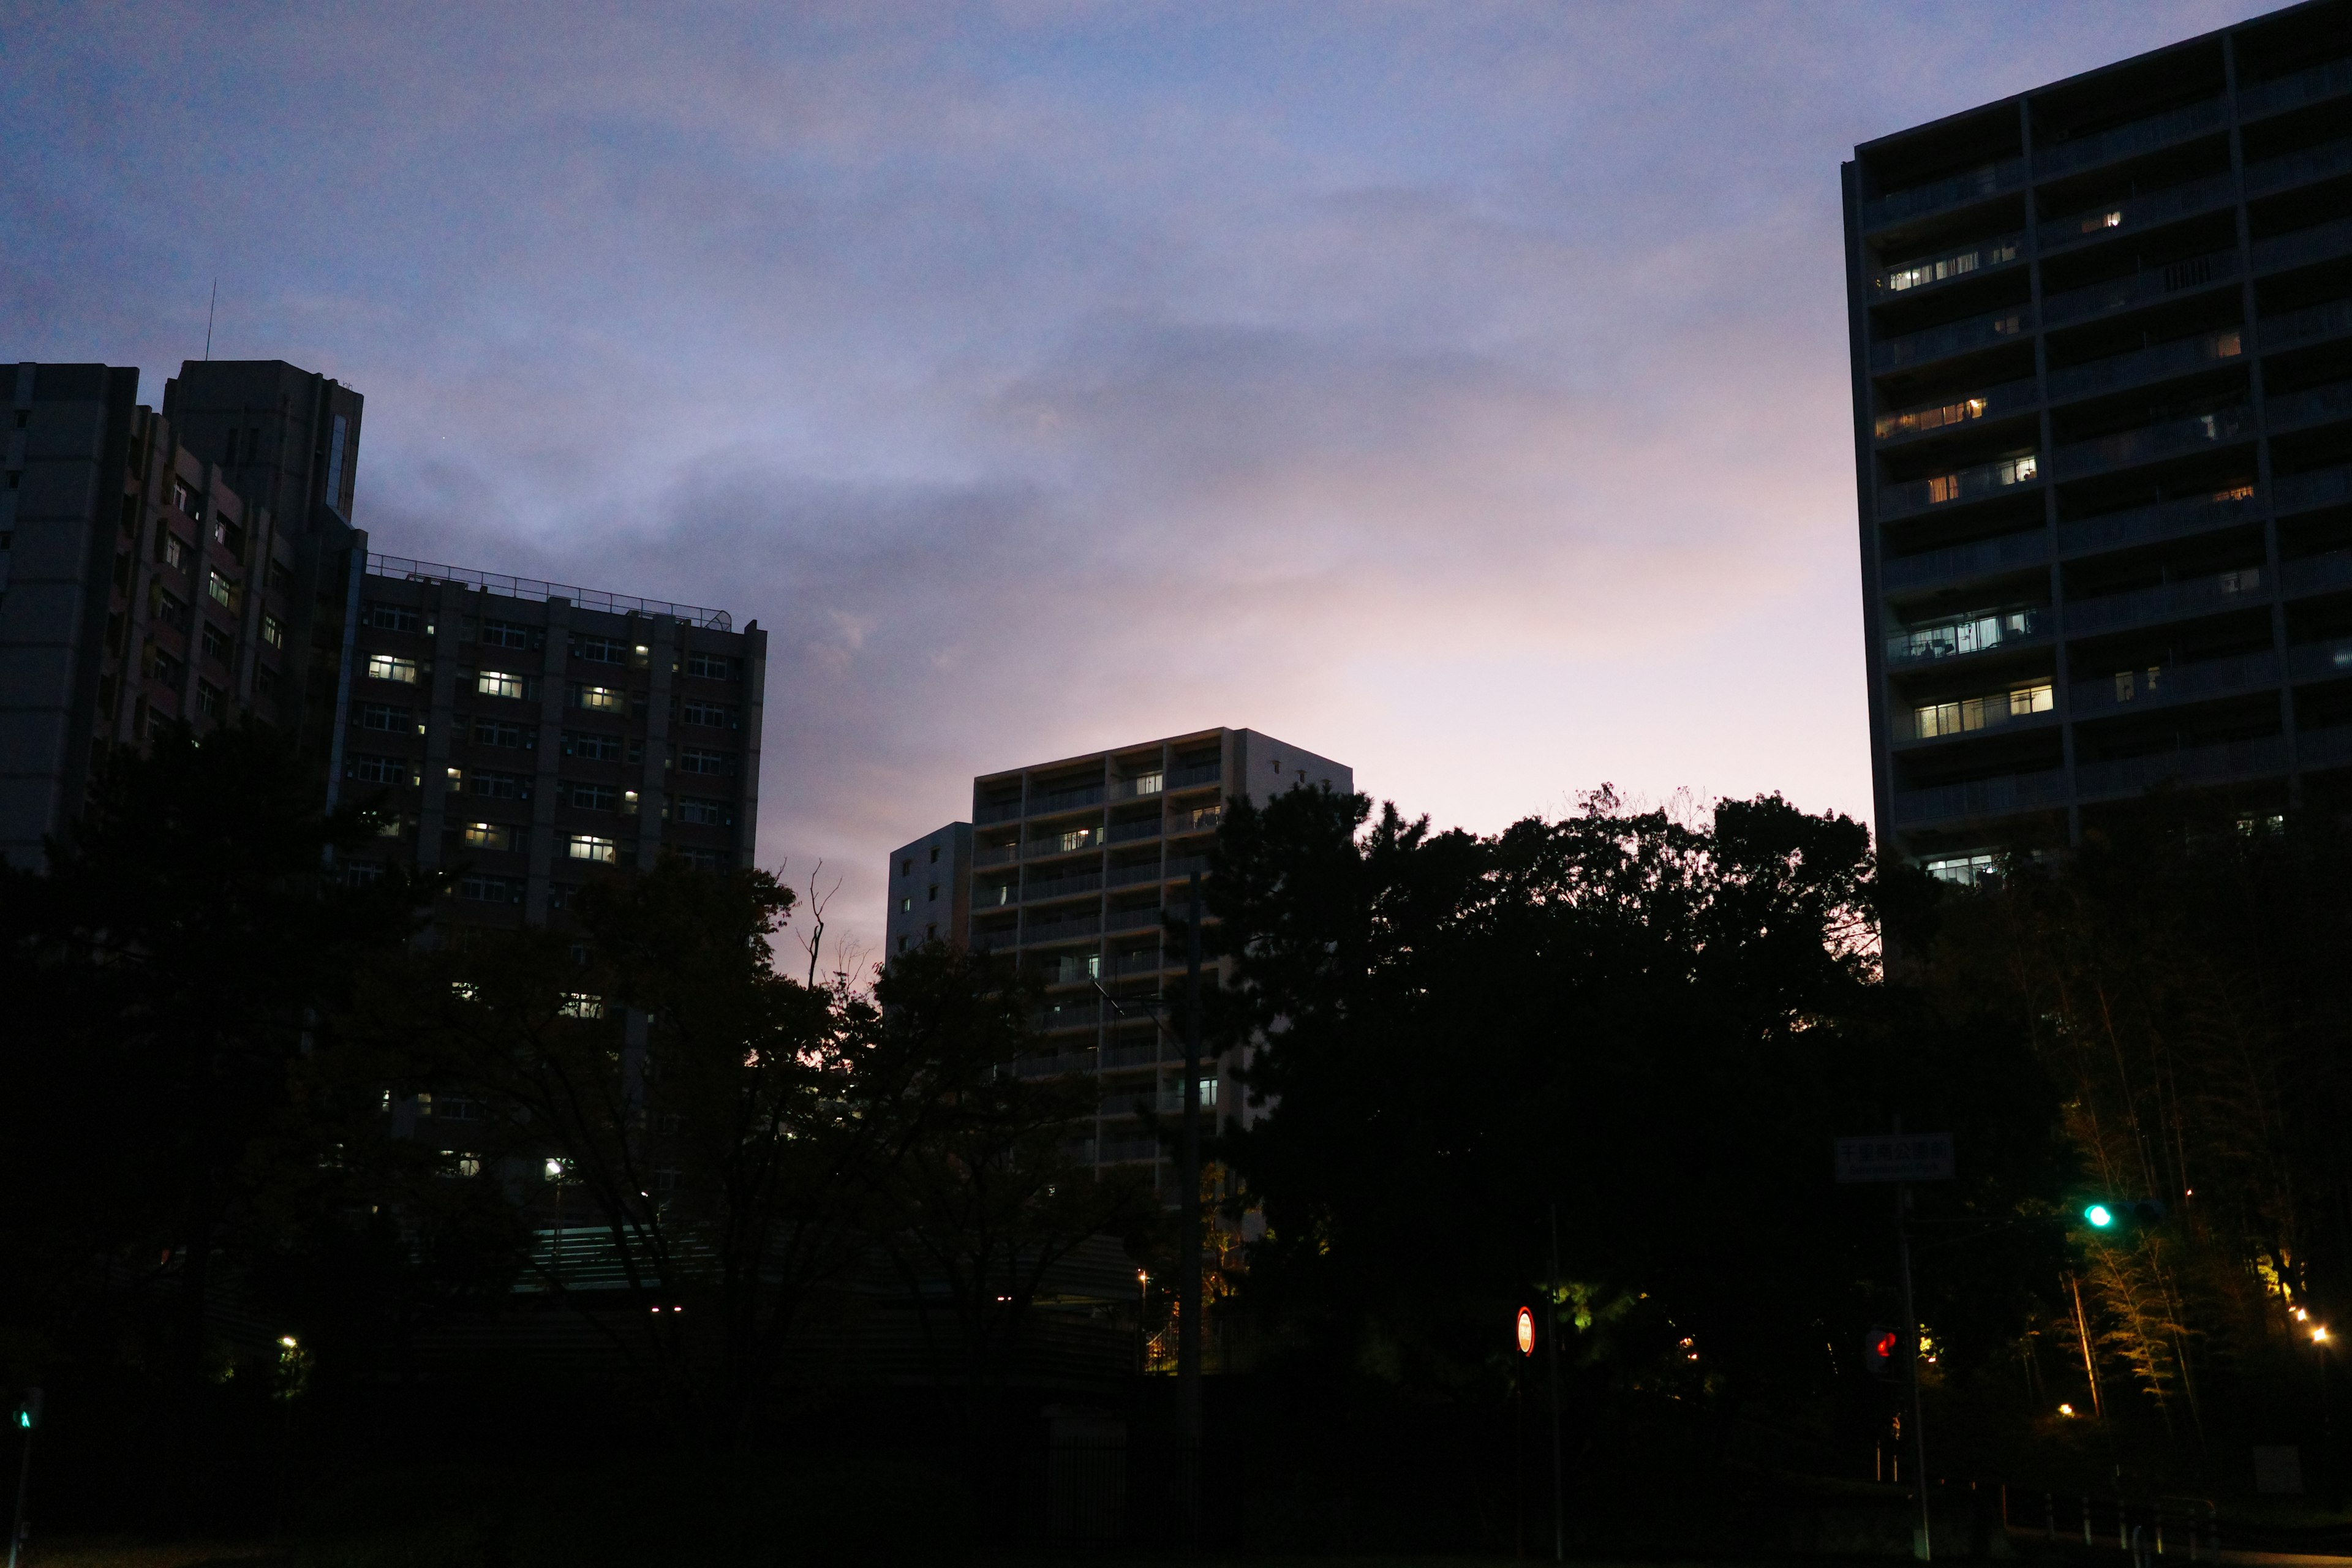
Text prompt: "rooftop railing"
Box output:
[[2046, 328, 2244, 404], [2253, 216, 2352, 276], [2064, 565, 2269, 635], [2237, 57, 2352, 119], [1881, 529, 2048, 591], [2070, 649, 2278, 717], [2059, 486, 2259, 558], [1890, 767, 2069, 827], [2035, 98, 2227, 177], [1873, 234, 2025, 297], [2076, 734, 2287, 801], [1879, 453, 2041, 518], [2244, 135, 2352, 197], [1871, 306, 2034, 375], [365, 553, 731, 630], [2050, 405, 2253, 480], [2039, 172, 2237, 253], [1875, 377, 2038, 443], [1863, 156, 2029, 232], [2267, 379, 2352, 437], [2042, 248, 2239, 325]]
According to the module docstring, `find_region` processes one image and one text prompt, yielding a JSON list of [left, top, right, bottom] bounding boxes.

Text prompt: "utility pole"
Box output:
[[1548, 1204, 1564, 1563], [9, 1389, 40, 1568], [1180, 871, 1206, 1526], [1894, 1115, 1931, 1562]]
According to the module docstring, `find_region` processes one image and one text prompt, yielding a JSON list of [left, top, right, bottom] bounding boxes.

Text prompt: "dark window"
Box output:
[[472, 717, 533, 748], [360, 600, 420, 632], [358, 703, 414, 733], [684, 650, 735, 680], [349, 754, 407, 785], [471, 770, 531, 800], [927, 884, 938, 903], [929, 845, 940, 864], [571, 634, 625, 663], [459, 874, 525, 905], [679, 797, 731, 827], [561, 731, 624, 761], [677, 747, 736, 775], [195, 680, 224, 717], [255, 665, 279, 698], [568, 782, 620, 811], [481, 619, 535, 649], [200, 622, 232, 663], [338, 861, 385, 887], [679, 699, 736, 728], [673, 848, 723, 870]]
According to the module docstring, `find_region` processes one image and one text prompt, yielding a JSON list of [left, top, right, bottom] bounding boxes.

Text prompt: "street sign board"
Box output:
[[1835, 1133, 1954, 1183]]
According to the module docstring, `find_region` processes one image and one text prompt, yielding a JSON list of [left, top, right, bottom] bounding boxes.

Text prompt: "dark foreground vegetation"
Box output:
[[2, 726, 2347, 1563]]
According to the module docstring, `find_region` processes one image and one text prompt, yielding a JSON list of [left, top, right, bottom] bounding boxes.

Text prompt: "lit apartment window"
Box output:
[[261, 614, 285, 649], [463, 822, 514, 852], [447, 1153, 483, 1178], [206, 570, 236, 610], [367, 653, 418, 684], [1133, 771, 1163, 796], [901, 896, 913, 912], [478, 669, 527, 699], [1913, 684, 2052, 739], [568, 834, 617, 863], [560, 993, 606, 1019], [574, 684, 625, 712], [1924, 853, 1998, 887]]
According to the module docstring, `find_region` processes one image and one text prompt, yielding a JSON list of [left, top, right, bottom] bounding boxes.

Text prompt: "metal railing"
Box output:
[[1871, 306, 2034, 374], [365, 553, 731, 630], [1023, 871, 1104, 904], [2238, 55, 2352, 118], [1887, 606, 2048, 668], [1109, 774, 1164, 801], [2060, 487, 2260, 558], [2262, 296, 2352, 350], [2035, 97, 2226, 176], [973, 843, 1019, 868], [2076, 734, 2287, 801], [2046, 328, 2244, 404], [1863, 156, 2028, 230], [2253, 216, 2352, 275], [1890, 769, 2069, 826], [2268, 379, 2352, 436], [1031, 783, 1105, 816], [1107, 818, 1161, 843], [1035, 1000, 1101, 1032], [1874, 377, 2038, 443], [1879, 453, 2040, 518], [2070, 649, 2278, 716], [1107, 862, 1169, 888], [1027, 832, 1102, 860], [2287, 638, 2352, 682], [1895, 689, 2057, 745], [2276, 464, 2352, 514], [1873, 234, 2025, 296], [974, 799, 1022, 825], [2065, 567, 2269, 634], [2051, 407, 2252, 480], [2245, 135, 2352, 196], [1166, 761, 1221, 790], [2039, 172, 2237, 252], [2043, 247, 2239, 325], [1023, 914, 1102, 945], [1104, 906, 1166, 933], [1882, 530, 2048, 590]]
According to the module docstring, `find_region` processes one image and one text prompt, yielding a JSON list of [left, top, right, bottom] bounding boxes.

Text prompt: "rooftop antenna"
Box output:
[[203, 279, 217, 361]]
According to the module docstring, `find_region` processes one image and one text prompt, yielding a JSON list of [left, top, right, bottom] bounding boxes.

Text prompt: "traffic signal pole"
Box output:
[[1898, 1178, 1931, 1561], [8, 1390, 37, 1568]]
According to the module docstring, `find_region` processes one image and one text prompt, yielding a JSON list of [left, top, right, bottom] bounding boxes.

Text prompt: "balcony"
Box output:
[[2034, 98, 2226, 178], [1166, 761, 1222, 790], [1871, 306, 2034, 375], [2049, 406, 2252, 480], [1027, 826, 1102, 859], [2276, 464, 2352, 515], [1109, 773, 1164, 801], [1104, 905, 1166, 933], [2299, 723, 2352, 768], [1015, 1051, 1098, 1079], [1875, 377, 2038, 443], [1894, 684, 2056, 747], [1886, 605, 2048, 668], [2038, 172, 2237, 254], [2042, 248, 2239, 326], [2059, 486, 2259, 558], [1879, 453, 2040, 519], [2267, 379, 2352, 437], [2264, 297, 2352, 351], [2238, 56, 2352, 119], [1022, 869, 1104, 904], [974, 799, 1022, 825], [1166, 807, 1223, 837], [2075, 734, 2287, 801], [1873, 234, 2024, 297], [973, 842, 1019, 868], [2045, 329, 2243, 405], [2070, 649, 2279, 717], [2289, 636, 2352, 682], [2244, 136, 2352, 198], [2253, 216, 2352, 276], [1881, 529, 2047, 591], [1036, 1000, 1101, 1033], [1112, 950, 1168, 978], [1023, 912, 1102, 945], [2064, 565, 2269, 635], [1862, 156, 2029, 231], [1107, 816, 1161, 844], [1890, 767, 2069, 827], [1106, 861, 1169, 889]]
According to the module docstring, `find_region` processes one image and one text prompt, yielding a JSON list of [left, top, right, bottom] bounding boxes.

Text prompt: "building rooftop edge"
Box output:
[[365, 551, 734, 632]]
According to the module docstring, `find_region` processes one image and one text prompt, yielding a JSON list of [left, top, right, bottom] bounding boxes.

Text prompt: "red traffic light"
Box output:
[[1864, 1327, 1901, 1378], [1517, 1306, 1535, 1357]]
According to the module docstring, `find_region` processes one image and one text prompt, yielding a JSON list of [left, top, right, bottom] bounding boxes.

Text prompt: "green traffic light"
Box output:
[[2084, 1204, 2115, 1228]]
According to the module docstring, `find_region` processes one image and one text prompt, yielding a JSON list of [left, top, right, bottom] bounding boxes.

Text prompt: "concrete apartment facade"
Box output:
[[885, 821, 973, 959], [893, 726, 1350, 1194], [1844, 0, 2351, 880]]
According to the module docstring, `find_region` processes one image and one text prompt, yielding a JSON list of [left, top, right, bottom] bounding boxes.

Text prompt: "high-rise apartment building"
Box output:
[[1844, 0, 2350, 880], [885, 821, 973, 958], [892, 727, 1350, 1193], [342, 556, 767, 920], [0, 363, 307, 865]]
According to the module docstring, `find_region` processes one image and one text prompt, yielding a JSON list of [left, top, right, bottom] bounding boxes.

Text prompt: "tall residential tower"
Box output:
[[1844, 0, 2350, 878]]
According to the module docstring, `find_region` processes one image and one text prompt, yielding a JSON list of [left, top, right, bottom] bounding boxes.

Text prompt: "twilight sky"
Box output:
[[2, 0, 2273, 965]]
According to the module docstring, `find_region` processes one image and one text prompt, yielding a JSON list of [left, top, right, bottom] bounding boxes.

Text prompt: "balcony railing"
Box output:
[[1879, 453, 2040, 518], [2064, 565, 2269, 635], [1166, 807, 1223, 837], [1109, 774, 1164, 801], [1107, 817, 1161, 844], [2238, 56, 2352, 119], [1871, 306, 2034, 375], [2045, 328, 2244, 404], [1874, 377, 2038, 443], [1104, 906, 1166, 933], [1015, 1051, 1098, 1079], [2244, 136, 2352, 197], [2070, 649, 2278, 717], [1036, 1000, 1101, 1033], [2035, 98, 2226, 177], [2276, 465, 2352, 516], [1881, 529, 2048, 590], [1166, 854, 1208, 880], [1895, 685, 2056, 745], [1022, 870, 1103, 904], [974, 799, 1022, 825], [1023, 913, 1102, 945], [973, 842, 1019, 868], [1863, 156, 2029, 230], [2059, 486, 2259, 558], [1027, 829, 1102, 859], [2263, 297, 2352, 350], [2039, 172, 2237, 253], [2042, 248, 2239, 326], [2267, 380, 2352, 437], [1106, 861, 1169, 889], [2288, 637, 2352, 683], [2299, 723, 2352, 769], [1890, 767, 2069, 826], [2050, 406, 2253, 480], [1112, 950, 1168, 978], [1166, 761, 1222, 790], [1886, 605, 2048, 668], [2283, 549, 2352, 600], [2075, 734, 2288, 801], [1030, 783, 1105, 816], [2253, 216, 2352, 275], [1873, 234, 2025, 296]]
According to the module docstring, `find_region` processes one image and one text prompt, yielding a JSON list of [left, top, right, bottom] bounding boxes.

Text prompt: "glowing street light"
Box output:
[[2057, 1403, 2076, 1417], [2083, 1204, 2115, 1228]]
